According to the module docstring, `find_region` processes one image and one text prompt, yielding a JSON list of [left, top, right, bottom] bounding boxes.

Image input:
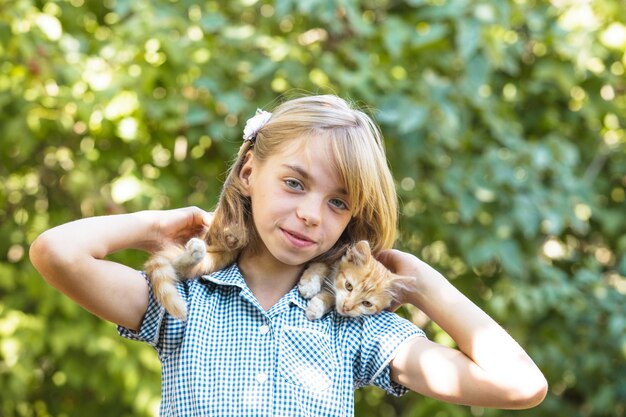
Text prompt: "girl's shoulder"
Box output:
[[322, 309, 422, 341]]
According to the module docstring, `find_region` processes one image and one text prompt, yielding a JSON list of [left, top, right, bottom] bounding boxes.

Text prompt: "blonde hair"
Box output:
[[207, 95, 398, 263]]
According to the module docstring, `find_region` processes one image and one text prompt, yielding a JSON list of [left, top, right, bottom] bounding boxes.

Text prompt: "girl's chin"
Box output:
[[272, 251, 316, 267], [250, 244, 315, 267]]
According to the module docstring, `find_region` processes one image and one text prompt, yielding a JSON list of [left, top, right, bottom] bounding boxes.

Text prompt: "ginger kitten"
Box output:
[[298, 240, 414, 320]]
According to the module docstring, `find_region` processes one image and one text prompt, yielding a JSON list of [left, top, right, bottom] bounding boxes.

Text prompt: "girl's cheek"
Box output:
[[325, 206, 349, 224]]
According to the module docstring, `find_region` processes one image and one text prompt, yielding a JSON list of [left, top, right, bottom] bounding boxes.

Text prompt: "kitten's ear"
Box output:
[[346, 240, 371, 266]]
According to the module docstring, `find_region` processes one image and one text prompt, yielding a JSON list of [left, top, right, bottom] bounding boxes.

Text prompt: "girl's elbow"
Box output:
[[29, 232, 51, 274], [29, 232, 72, 284], [508, 374, 548, 409], [527, 376, 549, 408]]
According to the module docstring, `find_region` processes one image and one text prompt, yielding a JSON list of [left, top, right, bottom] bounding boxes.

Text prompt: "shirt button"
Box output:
[[256, 372, 268, 384], [259, 324, 270, 335]]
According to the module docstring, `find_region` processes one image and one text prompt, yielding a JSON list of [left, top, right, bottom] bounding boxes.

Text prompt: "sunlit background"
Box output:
[[1, 0, 625, 416]]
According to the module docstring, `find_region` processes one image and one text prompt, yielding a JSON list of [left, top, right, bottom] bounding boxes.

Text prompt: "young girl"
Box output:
[[30, 95, 547, 416]]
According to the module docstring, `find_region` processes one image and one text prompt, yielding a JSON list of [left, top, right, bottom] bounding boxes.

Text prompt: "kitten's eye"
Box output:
[[345, 281, 353, 291], [362, 300, 372, 308], [285, 178, 303, 190]]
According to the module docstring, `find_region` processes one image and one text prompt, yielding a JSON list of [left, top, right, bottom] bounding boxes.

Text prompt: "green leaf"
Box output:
[[497, 240, 525, 277], [457, 18, 481, 60], [377, 96, 429, 134], [200, 13, 227, 32], [410, 23, 449, 49], [383, 17, 411, 58], [513, 194, 541, 238], [185, 105, 210, 126], [465, 239, 495, 266]]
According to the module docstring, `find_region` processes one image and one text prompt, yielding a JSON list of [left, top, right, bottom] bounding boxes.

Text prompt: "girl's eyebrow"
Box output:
[[282, 164, 348, 196], [282, 164, 310, 181]]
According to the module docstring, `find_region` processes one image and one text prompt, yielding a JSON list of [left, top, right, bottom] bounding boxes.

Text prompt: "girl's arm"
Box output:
[[29, 207, 212, 331], [379, 249, 548, 409]]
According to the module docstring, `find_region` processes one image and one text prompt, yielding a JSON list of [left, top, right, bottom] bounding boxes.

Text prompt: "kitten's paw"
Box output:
[[185, 238, 206, 264], [298, 274, 322, 299], [305, 297, 326, 320]]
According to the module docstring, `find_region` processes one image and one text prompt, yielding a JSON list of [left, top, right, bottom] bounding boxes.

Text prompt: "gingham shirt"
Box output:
[[118, 263, 425, 417]]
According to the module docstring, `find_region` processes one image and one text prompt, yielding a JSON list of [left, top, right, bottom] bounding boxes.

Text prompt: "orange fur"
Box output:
[[300, 241, 413, 320], [144, 223, 242, 320]]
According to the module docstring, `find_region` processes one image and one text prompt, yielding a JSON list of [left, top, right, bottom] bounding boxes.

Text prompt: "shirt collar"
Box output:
[[199, 263, 247, 288], [199, 263, 308, 311], [285, 286, 307, 310]]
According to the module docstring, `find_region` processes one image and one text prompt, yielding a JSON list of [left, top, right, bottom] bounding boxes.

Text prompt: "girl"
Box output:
[[30, 95, 547, 416]]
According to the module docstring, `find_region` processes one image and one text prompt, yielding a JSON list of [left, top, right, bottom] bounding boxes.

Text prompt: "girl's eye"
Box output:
[[362, 300, 372, 308], [329, 198, 348, 210], [345, 281, 353, 291], [285, 179, 303, 190]]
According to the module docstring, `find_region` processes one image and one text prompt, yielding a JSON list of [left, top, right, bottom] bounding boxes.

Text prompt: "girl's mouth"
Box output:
[[281, 228, 316, 249]]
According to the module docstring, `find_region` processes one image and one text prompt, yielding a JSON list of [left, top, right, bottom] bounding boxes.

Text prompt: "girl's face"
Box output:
[[240, 136, 353, 268]]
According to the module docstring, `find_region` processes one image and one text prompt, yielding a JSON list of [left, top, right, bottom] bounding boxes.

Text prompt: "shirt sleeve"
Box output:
[[117, 271, 187, 361], [352, 311, 426, 396]]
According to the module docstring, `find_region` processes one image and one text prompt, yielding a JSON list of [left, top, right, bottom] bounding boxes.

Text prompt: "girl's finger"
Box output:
[[202, 212, 214, 227], [185, 207, 212, 228]]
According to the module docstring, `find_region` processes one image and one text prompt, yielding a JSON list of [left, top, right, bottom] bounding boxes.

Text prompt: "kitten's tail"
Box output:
[[144, 248, 188, 321]]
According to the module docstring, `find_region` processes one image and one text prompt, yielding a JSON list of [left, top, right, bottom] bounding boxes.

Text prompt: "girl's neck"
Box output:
[[237, 247, 305, 311]]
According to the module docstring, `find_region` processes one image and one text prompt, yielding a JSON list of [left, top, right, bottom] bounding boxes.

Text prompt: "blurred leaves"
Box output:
[[1, 0, 625, 416]]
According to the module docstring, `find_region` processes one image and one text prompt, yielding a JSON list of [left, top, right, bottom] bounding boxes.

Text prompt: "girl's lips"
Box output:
[[281, 228, 316, 249]]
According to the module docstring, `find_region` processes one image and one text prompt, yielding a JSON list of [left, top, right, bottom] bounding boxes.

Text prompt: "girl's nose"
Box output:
[[296, 197, 322, 226]]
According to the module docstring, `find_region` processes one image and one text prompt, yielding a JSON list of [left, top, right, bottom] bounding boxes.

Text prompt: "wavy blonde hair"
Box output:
[[207, 94, 397, 263]]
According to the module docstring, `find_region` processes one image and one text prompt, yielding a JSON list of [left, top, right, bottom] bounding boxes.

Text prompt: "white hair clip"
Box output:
[[243, 108, 272, 141]]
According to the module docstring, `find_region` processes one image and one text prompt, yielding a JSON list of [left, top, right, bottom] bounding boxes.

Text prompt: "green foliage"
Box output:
[[1, 0, 625, 415]]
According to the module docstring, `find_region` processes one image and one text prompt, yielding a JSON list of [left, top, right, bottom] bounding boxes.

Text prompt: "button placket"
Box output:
[[255, 318, 272, 386], [256, 371, 268, 384]]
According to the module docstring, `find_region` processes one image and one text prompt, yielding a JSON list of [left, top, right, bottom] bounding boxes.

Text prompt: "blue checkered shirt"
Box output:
[[118, 263, 425, 416]]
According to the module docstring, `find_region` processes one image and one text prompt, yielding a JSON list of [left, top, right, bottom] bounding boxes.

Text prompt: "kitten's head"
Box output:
[[333, 241, 412, 317]]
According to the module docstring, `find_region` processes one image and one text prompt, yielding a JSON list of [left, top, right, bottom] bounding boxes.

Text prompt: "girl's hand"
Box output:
[[376, 249, 423, 308], [143, 207, 213, 252]]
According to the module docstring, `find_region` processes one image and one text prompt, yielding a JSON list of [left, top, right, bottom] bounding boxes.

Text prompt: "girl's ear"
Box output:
[[238, 151, 255, 196]]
